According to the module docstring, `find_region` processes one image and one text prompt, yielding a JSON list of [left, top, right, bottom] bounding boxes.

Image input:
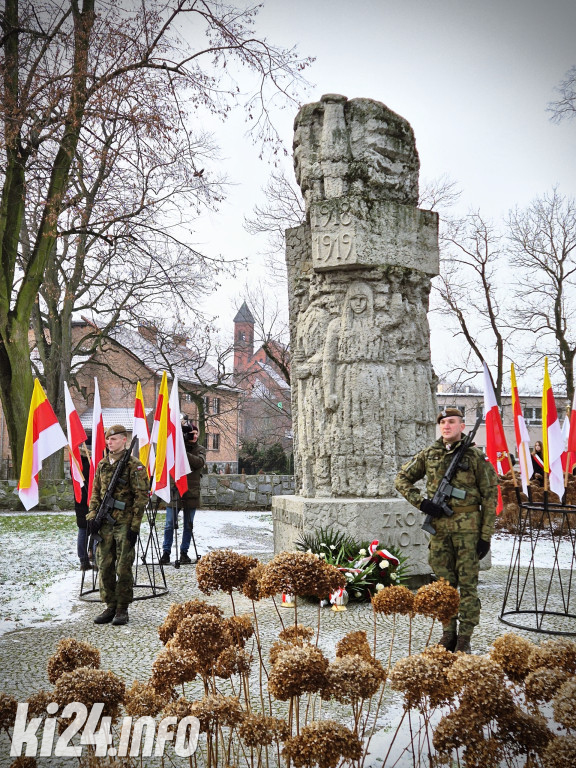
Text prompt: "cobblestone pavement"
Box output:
[[1, 511, 573, 767]]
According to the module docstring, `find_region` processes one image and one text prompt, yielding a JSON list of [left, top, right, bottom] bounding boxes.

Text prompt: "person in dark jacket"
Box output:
[[160, 422, 206, 565], [75, 447, 93, 571]]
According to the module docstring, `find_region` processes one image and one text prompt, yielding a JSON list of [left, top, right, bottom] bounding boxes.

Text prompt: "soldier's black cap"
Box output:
[[437, 408, 464, 424]]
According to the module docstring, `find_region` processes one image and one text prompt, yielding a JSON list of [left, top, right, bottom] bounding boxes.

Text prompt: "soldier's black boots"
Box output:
[[94, 606, 116, 624], [455, 635, 472, 653], [180, 553, 193, 565], [112, 606, 129, 626], [438, 631, 457, 652], [160, 552, 170, 565]]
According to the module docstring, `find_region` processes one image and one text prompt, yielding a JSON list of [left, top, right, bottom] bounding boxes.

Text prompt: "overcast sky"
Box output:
[[192, 0, 576, 389]]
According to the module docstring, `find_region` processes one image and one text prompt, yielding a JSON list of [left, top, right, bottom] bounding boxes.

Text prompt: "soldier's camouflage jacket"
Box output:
[[395, 437, 498, 540], [88, 451, 150, 532]]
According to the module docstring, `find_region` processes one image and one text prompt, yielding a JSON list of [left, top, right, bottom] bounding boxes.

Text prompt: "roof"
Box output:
[[256, 360, 290, 391], [80, 407, 151, 432], [233, 302, 255, 324]]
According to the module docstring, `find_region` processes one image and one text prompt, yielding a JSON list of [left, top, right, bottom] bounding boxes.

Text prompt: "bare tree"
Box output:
[[0, 0, 311, 468], [548, 65, 576, 122], [508, 189, 576, 401], [244, 167, 305, 283], [433, 211, 511, 404]]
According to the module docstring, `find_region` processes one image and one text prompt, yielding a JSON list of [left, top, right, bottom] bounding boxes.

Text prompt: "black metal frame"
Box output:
[[80, 499, 169, 602], [499, 490, 576, 636]]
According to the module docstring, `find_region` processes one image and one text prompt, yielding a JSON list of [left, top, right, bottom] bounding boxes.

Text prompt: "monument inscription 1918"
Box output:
[[272, 94, 439, 577]]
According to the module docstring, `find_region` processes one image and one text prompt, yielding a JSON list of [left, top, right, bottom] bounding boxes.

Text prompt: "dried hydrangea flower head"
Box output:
[[552, 678, 576, 731], [171, 614, 231, 670], [336, 630, 372, 660], [497, 706, 552, 758], [158, 599, 223, 645], [446, 654, 513, 721], [9, 756, 38, 768], [525, 667, 571, 704], [278, 624, 315, 644], [529, 637, 576, 675], [26, 690, 53, 719], [239, 713, 289, 746], [46, 638, 100, 684], [542, 734, 576, 768], [322, 655, 383, 704], [268, 645, 329, 700], [150, 645, 197, 693], [259, 551, 345, 598], [371, 585, 415, 615], [214, 646, 251, 679], [242, 563, 266, 601], [390, 646, 455, 710], [189, 694, 244, 732], [53, 668, 125, 721], [413, 578, 460, 624], [124, 680, 166, 718], [283, 719, 362, 768], [489, 632, 535, 683], [195, 550, 259, 595], [162, 697, 195, 721], [224, 615, 254, 647], [0, 692, 18, 733]]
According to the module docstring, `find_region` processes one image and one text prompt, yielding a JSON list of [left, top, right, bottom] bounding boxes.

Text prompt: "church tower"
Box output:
[[233, 302, 255, 373]]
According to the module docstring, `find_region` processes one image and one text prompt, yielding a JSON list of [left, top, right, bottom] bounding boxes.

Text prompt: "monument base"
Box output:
[[272, 495, 432, 578]]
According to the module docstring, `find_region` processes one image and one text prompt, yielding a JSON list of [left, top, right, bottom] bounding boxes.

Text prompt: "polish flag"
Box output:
[[18, 379, 68, 510], [150, 372, 171, 503], [133, 381, 152, 475], [64, 382, 87, 503], [169, 375, 191, 496], [483, 362, 511, 513], [510, 363, 532, 497], [88, 378, 106, 500], [542, 357, 565, 499]]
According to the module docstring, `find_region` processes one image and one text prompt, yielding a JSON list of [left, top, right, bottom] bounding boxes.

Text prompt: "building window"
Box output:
[[203, 433, 209, 449], [212, 433, 220, 450], [476, 406, 485, 422], [524, 406, 542, 425], [182, 393, 192, 403], [203, 395, 210, 414], [238, 331, 246, 341], [212, 397, 220, 414]]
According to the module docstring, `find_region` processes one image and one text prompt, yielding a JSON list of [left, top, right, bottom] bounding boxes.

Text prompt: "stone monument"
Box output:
[[271, 94, 439, 577]]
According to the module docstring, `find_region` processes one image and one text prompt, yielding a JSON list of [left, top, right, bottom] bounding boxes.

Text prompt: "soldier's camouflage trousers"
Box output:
[[96, 522, 135, 607], [429, 531, 480, 636]]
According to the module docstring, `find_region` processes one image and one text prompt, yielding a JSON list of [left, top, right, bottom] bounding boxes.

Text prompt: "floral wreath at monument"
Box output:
[[295, 526, 408, 602]]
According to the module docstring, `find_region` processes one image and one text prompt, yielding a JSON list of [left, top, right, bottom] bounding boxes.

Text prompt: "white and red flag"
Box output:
[[510, 363, 532, 496], [64, 382, 87, 503], [150, 372, 171, 503], [133, 381, 152, 475], [18, 379, 68, 510], [169, 374, 191, 496], [88, 378, 106, 500], [483, 362, 511, 513], [565, 393, 576, 475], [542, 357, 565, 499]]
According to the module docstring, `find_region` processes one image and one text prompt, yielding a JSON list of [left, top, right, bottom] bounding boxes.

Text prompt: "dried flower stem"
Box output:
[[271, 596, 286, 630]]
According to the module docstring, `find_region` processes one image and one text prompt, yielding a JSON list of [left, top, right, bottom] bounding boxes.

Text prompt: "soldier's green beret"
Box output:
[[437, 408, 464, 423], [105, 424, 128, 438]]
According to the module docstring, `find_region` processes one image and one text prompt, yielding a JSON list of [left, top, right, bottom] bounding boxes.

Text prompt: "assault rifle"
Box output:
[[422, 416, 483, 535], [90, 437, 138, 545]]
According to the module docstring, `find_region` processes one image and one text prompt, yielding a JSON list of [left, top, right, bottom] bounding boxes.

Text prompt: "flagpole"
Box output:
[[564, 404, 571, 488]]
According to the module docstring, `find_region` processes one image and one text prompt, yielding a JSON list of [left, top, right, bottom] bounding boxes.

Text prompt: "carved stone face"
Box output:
[[349, 294, 368, 314]]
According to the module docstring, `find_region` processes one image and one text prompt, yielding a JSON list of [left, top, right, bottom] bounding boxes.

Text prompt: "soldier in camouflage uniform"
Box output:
[[395, 408, 497, 653], [87, 425, 149, 626]]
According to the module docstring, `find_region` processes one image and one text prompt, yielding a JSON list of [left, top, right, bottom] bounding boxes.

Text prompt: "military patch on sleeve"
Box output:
[[136, 465, 144, 471]]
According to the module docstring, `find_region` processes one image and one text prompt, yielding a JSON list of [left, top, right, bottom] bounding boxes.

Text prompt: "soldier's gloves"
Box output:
[[126, 528, 139, 547], [476, 539, 491, 560], [420, 499, 444, 519], [86, 518, 95, 535]]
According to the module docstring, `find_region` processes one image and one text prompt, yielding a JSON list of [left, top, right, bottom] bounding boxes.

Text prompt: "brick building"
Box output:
[[0, 321, 240, 476], [233, 302, 292, 451]]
